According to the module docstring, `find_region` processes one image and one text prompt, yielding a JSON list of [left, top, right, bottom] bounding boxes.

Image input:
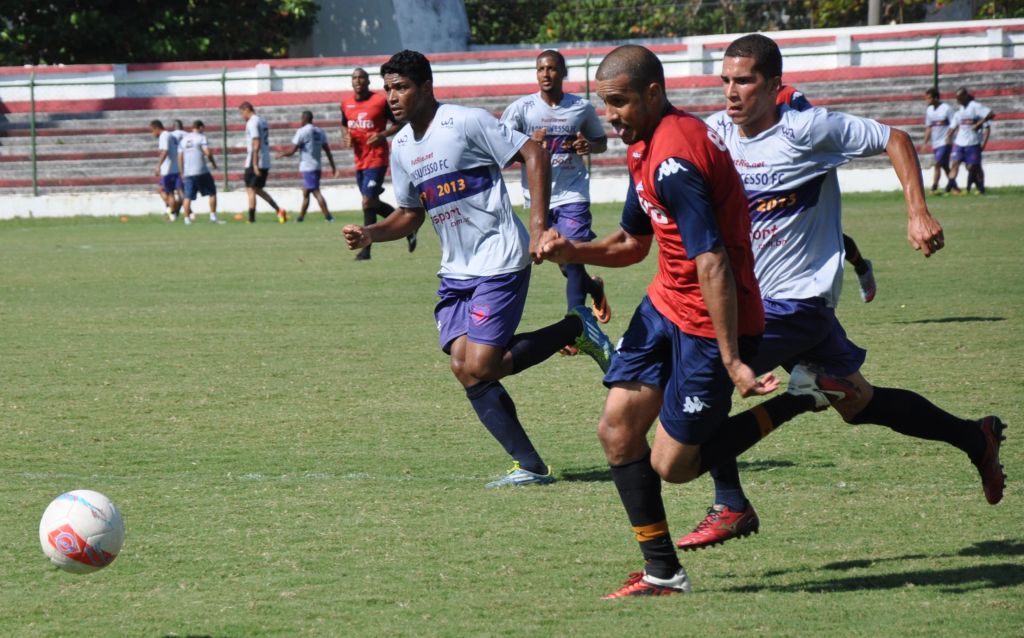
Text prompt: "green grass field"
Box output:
[[1, 190, 1022, 637]]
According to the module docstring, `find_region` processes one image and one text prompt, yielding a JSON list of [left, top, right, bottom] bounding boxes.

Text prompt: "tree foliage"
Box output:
[[464, 0, 555, 46], [0, 0, 318, 66]]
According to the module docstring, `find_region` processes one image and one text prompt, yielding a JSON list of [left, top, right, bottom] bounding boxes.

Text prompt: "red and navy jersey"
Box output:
[[621, 108, 763, 338], [340, 91, 394, 170], [776, 85, 812, 111]]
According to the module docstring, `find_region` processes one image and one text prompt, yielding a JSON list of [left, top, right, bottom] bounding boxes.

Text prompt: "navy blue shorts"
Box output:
[[356, 166, 386, 198], [932, 145, 951, 169], [184, 173, 216, 200], [434, 267, 531, 354], [750, 297, 866, 378], [603, 296, 760, 445], [158, 174, 178, 194], [547, 201, 596, 241]]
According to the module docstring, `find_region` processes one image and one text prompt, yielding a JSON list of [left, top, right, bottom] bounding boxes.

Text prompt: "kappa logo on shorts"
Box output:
[[368, 180, 378, 187], [682, 396, 707, 414], [470, 304, 491, 325]]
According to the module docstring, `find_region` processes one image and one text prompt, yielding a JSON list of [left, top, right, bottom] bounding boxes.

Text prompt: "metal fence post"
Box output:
[[30, 72, 38, 196], [933, 35, 942, 92], [221, 68, 229, 190], [584, 53, 591, 99]]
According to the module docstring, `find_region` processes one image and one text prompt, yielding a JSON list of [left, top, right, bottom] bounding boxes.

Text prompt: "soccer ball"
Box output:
[[38, 490, 125, 574]]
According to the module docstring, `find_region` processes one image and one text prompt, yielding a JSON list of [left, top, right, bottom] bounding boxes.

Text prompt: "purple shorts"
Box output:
[[951, 144, 982, 166], [547, 201, 596, 242], [603, 296, 760, 445], [749, 297, 866, 378], [434, 267, 531, 354], [158, 174, 178, 194], [302, 170, 322, 190], [356, 166, 386, 198], [932, 145, 951, 169]]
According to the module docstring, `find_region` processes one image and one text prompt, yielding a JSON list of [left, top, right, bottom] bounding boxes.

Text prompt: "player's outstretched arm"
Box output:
[[695, 247, 778, 398], [540, 227, 651, 268], [516, 139, 552, 263], [887, 128, 944, 257], [276, 144, 299, 160], [342, 207, 424, 251]]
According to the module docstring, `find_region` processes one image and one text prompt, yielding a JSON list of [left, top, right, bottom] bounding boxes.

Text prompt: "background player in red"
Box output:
[[341, 67, 415, 260], [777, 85, 877, 303]]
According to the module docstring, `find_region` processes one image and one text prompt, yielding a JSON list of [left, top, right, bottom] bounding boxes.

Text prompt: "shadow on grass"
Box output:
[[560, 458, 806, 482], [727, 563, 1024, 594], [823, 539, 1024, 571], [896, 316, 1005, 325]]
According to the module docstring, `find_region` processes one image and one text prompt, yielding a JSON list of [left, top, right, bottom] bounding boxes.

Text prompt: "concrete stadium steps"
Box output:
[[2, 67, 1023, 194]]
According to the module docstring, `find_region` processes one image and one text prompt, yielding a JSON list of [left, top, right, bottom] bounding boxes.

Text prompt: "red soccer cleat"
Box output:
[[602, 568, 691, 599], [675, 502, 760, 551], [975, 416, 1006, 505]]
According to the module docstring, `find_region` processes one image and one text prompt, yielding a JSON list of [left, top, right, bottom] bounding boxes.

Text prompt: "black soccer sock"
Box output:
[[848, 386, 985, 461], [946, 178, 959, 192], [507, 315, 582, 374], [700, 393, 815, 475], [609, 453, 681, 579], [843, 234, 867, 272], [248, 208, 255, 223], [465, 381, 546, 474], [376, 201, 395, 218]]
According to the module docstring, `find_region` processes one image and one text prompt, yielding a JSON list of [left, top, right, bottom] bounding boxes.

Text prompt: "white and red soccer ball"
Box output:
[[39, 490, 125, 574]]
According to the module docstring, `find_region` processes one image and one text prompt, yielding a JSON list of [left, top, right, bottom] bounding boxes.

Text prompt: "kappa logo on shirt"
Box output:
[[441, 118, 455, 128], [656, 157, 687, 182], [396, 135, 407, 146]]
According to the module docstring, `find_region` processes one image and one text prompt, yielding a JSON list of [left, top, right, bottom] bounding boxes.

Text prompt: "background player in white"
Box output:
[[342, 50, 613, 488], [501, 50, 612, 336], [177, 120, 218, 223], [946, 87, 995, 195], [149, 120, 181, 220], [923, 88, 955, 193], [277, 111, 337, 222], [238, 102, 287, 223], [677, 34, 1006, 552]]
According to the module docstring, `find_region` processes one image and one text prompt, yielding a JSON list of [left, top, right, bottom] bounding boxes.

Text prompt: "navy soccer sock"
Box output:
[[703, 394, 816, 509], [247, 208, 256, 223], [465, 381, 546, 474], [609, 453, 681, 579], [563, 263, 589, 309], [507, 315, 582, 374], [848, 386, 985, 461]]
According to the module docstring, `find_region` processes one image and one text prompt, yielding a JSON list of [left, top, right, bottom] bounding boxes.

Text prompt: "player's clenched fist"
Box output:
[[342, 224, 371, 250]]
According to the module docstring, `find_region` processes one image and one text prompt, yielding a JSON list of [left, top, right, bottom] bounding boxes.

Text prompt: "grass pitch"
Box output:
[[1, 190, 1022, 637]]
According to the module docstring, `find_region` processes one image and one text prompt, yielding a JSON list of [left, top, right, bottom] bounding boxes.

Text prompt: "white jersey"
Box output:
[[500, 92, 605, 206], [157, 130, 179, 176], [925, 103, 952, 148], [179, 132, 210, 177], [390, 103, 530, 280], [292, 124, 326, 172], [707, 106, 890, 307], [951, 100, 992, 147], [245, 114, 272, 169], [171, 129, 187, 144]]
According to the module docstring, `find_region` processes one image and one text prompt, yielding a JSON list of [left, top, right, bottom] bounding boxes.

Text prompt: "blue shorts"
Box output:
[[356, 166, 386, 198], [183, 173, 216, 200], [603, 296, 760, 445], [302, 170, 322, 190], [175, 174, 184, 191], [932, 145, 951, 169], [749, 297, 866, 378], [951, 144, 982, 166], [158, 174, 178, 194], [435, 267, 531, 354], [547, 201, 596, 241]]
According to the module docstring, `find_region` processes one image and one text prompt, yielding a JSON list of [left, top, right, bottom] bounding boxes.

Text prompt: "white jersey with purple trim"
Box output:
[[707, 106, 890, 306], [390, 103, 531, 280], [951, 100, 992, 147], [925, 102, 952, 148], [500, 92, 605, 206], [292, 124, 326, 172], [245, 114, 272, 169], [180, 132, 210, 177], [157, 130, 180, 176]]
